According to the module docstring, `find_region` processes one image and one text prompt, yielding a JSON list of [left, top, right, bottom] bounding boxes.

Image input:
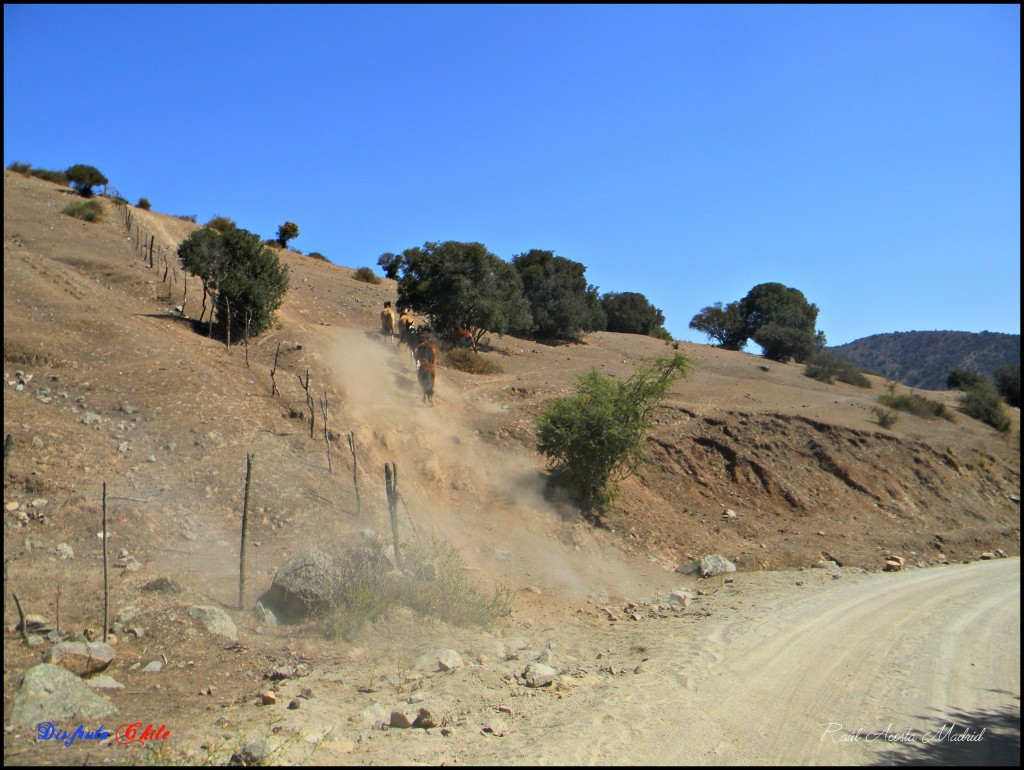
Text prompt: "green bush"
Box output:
[[871, 406, 900, 429], [62, 200, 104, 222], [804, 351, 871, 388], [947, 368, 986, 390], [7, 161, 32, 174], [30, 168, 69, 185], [993, 363, 1020, 408], [136, 197, 151, 210], [204, 215, 236, 232], [175, 214, 198, 223], [306, 252, 329, 262], [352, 267, 381, 285], [320, 537, 513, 642], [877, 390, 954, 422], [958, 382, 1011, 433], [535, 353, 692, 508], [276, 220, 299, 248]]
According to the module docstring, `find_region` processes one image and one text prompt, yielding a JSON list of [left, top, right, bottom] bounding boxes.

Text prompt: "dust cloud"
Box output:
[[321, 326, 667, 603]]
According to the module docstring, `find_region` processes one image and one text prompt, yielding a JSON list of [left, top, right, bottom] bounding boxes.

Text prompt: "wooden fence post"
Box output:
[[238, 453, 254, 610], [347, 431, 360, 515], [102, 481, 109, 643], [384, 463, 401, 569]]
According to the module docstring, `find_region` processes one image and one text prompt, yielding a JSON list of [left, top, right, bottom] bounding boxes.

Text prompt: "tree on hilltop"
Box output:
[[65, 164, 108, 197]]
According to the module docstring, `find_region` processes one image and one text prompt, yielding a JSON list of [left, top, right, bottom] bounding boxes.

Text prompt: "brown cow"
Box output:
[[452, 327, 474, 351], [414, 340, 438, 370], [417, 360, 436, 406], [380, 302, 396, 343]]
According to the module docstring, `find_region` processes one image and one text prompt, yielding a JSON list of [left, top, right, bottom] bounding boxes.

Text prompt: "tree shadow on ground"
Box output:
[[871, 696, 1020, 766]]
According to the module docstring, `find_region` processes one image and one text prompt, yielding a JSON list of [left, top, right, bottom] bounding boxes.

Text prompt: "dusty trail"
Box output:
[[449, 559, 1020, 766]]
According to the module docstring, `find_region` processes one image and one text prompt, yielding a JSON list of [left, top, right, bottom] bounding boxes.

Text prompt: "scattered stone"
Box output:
[[9, 664, 116, 727], [55, 543, 74, 560], [390, 709, 413, 728], [884, 555, 905, 572], [143, 661, 163, 673], [188, 606, 238, 641], [85, 675, 124, 690], [722, 509, 737, 520], [288, 699, 301, 710], [416, 648, 464, 672], [523, 663, 557, 688], [254, 601, 278, 626], [412, 707, 437, 729], [44, 641, 116, 677], [82, 412, 102, 425], [813, 560, 838, 570], [698, 554, 737, 577], [980, 551, 996, 560], [231, 737, 269, 766], [357, 703, 388, 729], [260, 691, 277, 705]]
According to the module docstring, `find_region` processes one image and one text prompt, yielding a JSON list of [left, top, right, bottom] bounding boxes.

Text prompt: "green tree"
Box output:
[[178, 227, 289, 342], [601, 291, 667, 337], [511, 249, 606, 340], [136, 197, 152, 210], [65, 164, 108, 197], [395, 241, 532, 348], [993, 363, 1020, 408], [535, 353, 692, 508], [205, 215, 237, 232], [377, 252, 402, 280], [947, 368, 986, 391], [689, 301, 745, 349], [276, 221, 299, 248]]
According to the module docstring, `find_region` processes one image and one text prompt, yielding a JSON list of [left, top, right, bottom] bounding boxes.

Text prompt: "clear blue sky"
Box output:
[[4, 4, 1020, 347]]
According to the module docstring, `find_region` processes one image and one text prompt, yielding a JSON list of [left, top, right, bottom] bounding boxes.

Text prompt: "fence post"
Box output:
[[384, 463, 401, 569], [238, 453, 254, 610]]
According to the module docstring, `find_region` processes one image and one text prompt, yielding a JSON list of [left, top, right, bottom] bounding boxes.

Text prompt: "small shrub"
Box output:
[[306, 252, 329, 262], [62, 199, 104, 222], [958, 382, 1011, 433], [204, 215, 236, 232], [319, 537, 512, 642], [175, 214, 198, 223], [7, 161, 32, 174], [871, 406, 899, 429], [110, 196, 129, 206], [877, 391, 954, 422], [30, 168, 69, 185], [352, 267, 381, 285], [444, 347, 503, 374], [804, 351, 871, 388], [136, 197, 151, 210], [947, 368, 986, 390]]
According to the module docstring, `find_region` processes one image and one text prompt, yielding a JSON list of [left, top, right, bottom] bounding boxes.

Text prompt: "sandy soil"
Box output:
[[3, 170, 1019, 765]]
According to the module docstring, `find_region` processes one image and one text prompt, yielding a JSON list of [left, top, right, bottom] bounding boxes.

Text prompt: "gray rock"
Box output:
[[143, 661, 163, 673], [416, 648, 464, 672], [85, 675, 124, 690], [82, 412, 102, 425], [668, 589, 692, 607], [9, 664, 116, 727], [698, 554, 737, 577], [357, 703, 388, 728], [254, 601, 278, 627], [231, 737, 269, 765], [44, 642, 116, 677], [259, 549, 341, 622], [188, 606, 238, 641], [390, 709, 414, 728], [523, 663, 557, 688]]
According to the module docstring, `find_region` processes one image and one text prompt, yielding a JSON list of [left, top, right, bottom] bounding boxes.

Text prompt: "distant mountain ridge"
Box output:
[[829, 331, 1020, 391]]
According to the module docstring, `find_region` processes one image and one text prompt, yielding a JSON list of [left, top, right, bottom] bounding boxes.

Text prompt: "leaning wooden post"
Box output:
[[102, 481, 109, 643], [238, 453, 254, 610], [320, 394, 332, 473], [270, 342, 281, 396], [3, 433, 12, 486], [148, 234, 154, 269], [347, 431, 360, 515], [384, 463, 401, 569]]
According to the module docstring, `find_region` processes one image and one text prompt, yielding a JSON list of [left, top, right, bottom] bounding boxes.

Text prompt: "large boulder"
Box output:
[[44, 641, 116, 677], [698, 554, 737, 577], [259, 549, 341, 622], [9, 664, 116, 727]]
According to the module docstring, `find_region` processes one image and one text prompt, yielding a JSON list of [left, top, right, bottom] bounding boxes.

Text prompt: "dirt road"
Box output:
[[440, 558, 1020, 766]]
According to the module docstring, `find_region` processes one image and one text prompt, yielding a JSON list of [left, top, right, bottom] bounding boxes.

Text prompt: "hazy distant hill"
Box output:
[[829, 331, 1020, 391]]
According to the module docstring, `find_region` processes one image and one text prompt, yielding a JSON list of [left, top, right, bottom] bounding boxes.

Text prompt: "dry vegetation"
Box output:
[[3, 170, 1019, 764]]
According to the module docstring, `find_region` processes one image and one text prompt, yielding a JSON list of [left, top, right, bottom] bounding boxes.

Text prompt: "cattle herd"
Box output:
[[380, 301, 441, 406]]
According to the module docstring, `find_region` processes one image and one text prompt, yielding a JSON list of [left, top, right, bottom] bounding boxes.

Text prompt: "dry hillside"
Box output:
[[3, 170, 1020, 764]]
